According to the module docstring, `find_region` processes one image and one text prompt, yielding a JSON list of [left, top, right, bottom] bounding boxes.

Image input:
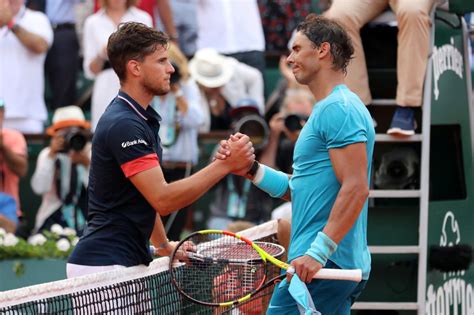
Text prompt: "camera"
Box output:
[[284, 114, 308, 132], [60, 127, 88, 153], [170, 62, 181, 84], [233, 114, 269, 150]]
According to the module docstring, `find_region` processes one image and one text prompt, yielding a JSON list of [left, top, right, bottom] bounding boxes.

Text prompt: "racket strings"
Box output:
[[171, 233, 268, 304]]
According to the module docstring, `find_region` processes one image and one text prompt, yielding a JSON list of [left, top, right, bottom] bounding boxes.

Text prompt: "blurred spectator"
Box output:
[[207, 99, 272, 230], [260, 88, 314, 173], [260, 88, 315, 223], [0, 99, 28, 233], [27, 0, 80, 109], [325, 0, 435, 136], [93, 0, 178, 43], [156, 0, 198, 57], [151, 43, 204, 240], [31, 105, 91, 234], [84, 0, 153, 131], [0, 0, 53, 134], [196, 0, 265, 74], [257, 0, 312, 52], [189, 48, 264, 132]]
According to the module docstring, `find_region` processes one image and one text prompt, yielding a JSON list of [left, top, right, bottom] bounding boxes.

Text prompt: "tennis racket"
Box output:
[[168, 229, 362, 307]]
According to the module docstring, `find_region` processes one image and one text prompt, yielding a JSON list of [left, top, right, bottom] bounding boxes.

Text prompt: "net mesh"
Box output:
[[0, 221, 282, 315]]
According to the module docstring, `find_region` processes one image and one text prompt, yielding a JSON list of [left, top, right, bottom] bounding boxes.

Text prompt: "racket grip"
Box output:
[[286, 266, 362, 282], [149, 245, 156, 256]]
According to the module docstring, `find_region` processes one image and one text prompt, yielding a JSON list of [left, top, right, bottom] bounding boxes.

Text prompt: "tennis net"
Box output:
[[0, 220, 283, 314]]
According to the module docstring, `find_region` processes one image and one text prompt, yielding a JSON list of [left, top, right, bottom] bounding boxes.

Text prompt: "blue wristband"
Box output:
[[305, 232, 338, 266], [252, 164, 289, 198]]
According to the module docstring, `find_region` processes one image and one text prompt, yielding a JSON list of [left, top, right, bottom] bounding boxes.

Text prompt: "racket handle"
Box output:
[[149, 245, 156, 256], [286, 266, 362, 282]]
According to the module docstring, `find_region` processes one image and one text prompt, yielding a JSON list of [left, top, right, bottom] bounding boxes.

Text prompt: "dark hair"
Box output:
[[296, 14, 354, 74], [107, 22, 169, 80]]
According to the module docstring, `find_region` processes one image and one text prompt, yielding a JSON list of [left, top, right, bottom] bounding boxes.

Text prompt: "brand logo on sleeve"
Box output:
[[121, 139, 148, 148]]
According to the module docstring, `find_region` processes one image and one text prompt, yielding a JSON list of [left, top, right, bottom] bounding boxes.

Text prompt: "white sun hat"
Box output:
[[46, 105, 90, 136], [189, 48, 235, 88]]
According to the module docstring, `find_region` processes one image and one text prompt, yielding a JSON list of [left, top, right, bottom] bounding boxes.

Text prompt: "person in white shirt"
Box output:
[[0, 0, 53, 134], [31, 106, 91, 234], [82, 0, 153, 131], [189, 48, 264, 133], [196, 0, 265, 74]]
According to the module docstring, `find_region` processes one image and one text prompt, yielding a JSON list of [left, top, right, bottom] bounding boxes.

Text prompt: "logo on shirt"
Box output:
[[121, 139, 148, 148]]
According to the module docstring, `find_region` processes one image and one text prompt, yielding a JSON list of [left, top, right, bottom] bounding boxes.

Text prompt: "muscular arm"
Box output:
[[323, 142, 369, 243], [11, 26, 49, 54], [130, 136, 254, 216]]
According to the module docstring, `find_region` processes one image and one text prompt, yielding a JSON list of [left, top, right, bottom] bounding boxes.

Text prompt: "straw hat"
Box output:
[[46, 105, 90, 136], [189, 48, 234, 88]]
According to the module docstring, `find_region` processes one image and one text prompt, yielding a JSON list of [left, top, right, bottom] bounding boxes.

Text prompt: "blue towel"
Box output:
[[287, 274, 320, 315]]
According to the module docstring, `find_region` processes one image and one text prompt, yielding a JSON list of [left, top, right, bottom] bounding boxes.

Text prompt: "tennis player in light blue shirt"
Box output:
[[219, 14, 376, 314]]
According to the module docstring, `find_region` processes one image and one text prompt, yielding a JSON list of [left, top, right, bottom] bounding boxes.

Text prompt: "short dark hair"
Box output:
[[107, 22, 169, 80], [296, 14, 354, 74]]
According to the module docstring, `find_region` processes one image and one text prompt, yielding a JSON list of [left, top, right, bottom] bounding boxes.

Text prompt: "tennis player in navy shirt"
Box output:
[[67, 22, 255, 278]]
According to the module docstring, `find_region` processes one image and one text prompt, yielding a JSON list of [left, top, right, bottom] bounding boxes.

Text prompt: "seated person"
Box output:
[[189, 48, 264, 132], [31, 106, 91, 234], [325, 0, 435, 136]]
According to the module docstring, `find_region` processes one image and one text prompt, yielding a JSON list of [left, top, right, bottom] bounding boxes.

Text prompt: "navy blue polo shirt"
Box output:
[[68, 91, 162, 267]]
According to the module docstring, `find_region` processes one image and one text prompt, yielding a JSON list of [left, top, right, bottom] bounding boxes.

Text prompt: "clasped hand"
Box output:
[[214, 132, 255, 176]]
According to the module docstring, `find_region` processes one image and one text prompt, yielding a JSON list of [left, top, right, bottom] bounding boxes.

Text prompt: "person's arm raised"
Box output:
[[130, 134, 254, 216]]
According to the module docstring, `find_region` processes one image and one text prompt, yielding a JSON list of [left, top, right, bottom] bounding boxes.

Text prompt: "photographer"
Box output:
[[260, 88, 314, 223], [260, 88, 314, 173], [31, 106, 91, 234]]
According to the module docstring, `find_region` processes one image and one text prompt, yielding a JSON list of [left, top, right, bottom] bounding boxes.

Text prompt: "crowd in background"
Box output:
[[0, 0, 473, 241]]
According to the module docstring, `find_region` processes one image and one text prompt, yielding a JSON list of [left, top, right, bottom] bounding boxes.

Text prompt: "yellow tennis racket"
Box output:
[[169, 229, 362, 307]]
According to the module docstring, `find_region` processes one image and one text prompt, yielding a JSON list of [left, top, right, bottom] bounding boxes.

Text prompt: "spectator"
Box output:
[[83, 0, 153, 131], [0, 99, 28, 233], [31, 105, 91, 234], [155, 0, 198, 57], [93, 0, 179, 44], [46, 0, 79, 109], [189, 48, 264, 132], [325, 0, 435, 136], [207, 99, 272, 230], [27, 0, 81, 109], [0, 0, 53, 134], [196, 0, 265, 74], [150, 43, 204, 240]]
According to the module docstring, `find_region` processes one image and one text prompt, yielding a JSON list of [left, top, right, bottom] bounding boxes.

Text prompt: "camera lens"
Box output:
[[68, 133, 87, 152], [63, 127, 87, 152], [284, 114, 307, 132], [233, 115, 269, 150]]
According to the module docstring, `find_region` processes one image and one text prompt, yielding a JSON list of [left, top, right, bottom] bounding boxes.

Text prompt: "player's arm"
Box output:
[[215, 135, 292, 201], [324, 142, 369, 242], [130, 135, 254, 216]]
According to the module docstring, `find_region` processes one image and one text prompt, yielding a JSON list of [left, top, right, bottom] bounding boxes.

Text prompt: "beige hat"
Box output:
[[189, 48, 234, 88], [46, 105, 90, 136]]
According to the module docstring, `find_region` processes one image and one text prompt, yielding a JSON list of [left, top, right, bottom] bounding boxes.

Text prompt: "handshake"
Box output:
[[213, 132, 257, 177]]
